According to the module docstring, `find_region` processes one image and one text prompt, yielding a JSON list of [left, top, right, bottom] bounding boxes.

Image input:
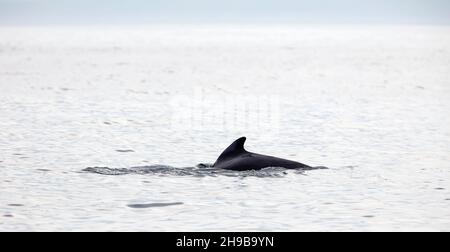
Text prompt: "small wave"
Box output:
[[82, 164, 326, 177], [127, 202, 183, 208]]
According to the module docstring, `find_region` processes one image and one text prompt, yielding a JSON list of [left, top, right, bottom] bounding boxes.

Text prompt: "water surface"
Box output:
[[1, 25, 450, 231]]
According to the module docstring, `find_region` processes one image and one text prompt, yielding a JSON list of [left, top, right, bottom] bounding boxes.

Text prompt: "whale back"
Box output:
[[213, 137, 312, 170], [214, 137, 247, 166]]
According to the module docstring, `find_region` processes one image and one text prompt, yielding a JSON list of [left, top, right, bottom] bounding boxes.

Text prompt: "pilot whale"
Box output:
[[213, 137, 310, 171]]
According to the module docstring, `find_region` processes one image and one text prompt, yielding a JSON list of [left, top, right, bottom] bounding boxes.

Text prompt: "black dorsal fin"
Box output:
[[225, 137, 246, 153], [214, 137, 247, 164]]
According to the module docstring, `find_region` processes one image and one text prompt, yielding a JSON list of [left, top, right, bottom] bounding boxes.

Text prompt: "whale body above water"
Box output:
[[213, 137, 311, 171]]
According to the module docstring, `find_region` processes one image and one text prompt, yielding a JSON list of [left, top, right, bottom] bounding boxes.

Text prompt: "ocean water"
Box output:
[[1, 25, 450, 231]]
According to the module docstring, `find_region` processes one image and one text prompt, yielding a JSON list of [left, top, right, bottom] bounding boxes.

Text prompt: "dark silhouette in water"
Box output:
[[213, 137, 311, 171]]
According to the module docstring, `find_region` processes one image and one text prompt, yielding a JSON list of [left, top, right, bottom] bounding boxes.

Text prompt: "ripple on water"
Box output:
[[8, 204, 24, 207], [36, 169, 52, 172], [115, 149, 135, 153], [127, 202, 183, 208]]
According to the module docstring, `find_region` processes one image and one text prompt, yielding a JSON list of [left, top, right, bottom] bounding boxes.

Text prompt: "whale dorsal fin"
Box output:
[[215, 137, 247, 164], [225, 137, 246, 153]]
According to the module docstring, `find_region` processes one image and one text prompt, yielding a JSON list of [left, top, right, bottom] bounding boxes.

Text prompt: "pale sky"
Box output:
[[1, 0, 449, 25]]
